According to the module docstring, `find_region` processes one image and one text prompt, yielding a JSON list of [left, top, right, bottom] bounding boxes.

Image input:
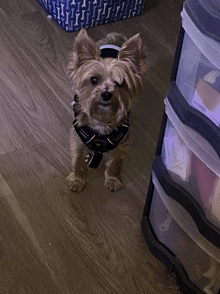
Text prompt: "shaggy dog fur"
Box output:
[[67, 29, 147, 192]]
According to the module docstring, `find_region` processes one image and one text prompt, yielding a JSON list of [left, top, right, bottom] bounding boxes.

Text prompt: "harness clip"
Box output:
[[88, 152, 103, 169]]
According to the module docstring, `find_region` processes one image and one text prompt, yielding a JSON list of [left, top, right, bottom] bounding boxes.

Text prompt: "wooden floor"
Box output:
[[0, 0, 183, 293]]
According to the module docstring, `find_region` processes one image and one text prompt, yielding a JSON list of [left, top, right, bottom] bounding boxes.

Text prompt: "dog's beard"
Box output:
[[90, 100, 120, 124], [80, 91, 128, 126]]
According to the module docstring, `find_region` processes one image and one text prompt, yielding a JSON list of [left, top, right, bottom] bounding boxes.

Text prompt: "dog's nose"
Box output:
[[101, 91, 113, 101]]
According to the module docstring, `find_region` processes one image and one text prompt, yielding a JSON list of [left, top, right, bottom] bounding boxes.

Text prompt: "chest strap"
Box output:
[[73, 118, 129, 154]]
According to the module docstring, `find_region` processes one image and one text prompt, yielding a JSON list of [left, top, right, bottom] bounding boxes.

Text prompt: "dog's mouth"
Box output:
[[89, 98, 125, 126], [99, 101, 112, 107]]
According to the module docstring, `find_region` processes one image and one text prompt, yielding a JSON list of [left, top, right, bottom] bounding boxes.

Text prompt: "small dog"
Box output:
[[67, 29, 146, 192]]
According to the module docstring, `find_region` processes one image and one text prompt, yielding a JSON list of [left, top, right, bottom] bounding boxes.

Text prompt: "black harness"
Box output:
[[72, 45, 130, 169]]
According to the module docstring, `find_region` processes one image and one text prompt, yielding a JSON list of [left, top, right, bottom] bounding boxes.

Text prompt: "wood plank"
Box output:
[[0, 11, 73, 155], [0, 143, 166, 293], [0, 0, 184, 292]]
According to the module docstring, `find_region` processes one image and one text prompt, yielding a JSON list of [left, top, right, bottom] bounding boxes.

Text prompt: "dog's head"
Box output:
[[69, 29, 147, 126]]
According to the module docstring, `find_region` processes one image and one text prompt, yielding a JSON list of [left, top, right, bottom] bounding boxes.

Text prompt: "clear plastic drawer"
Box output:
[[161, 117, 220, 229], [150, 173, 220, 294], [176, 9, 220, 127]]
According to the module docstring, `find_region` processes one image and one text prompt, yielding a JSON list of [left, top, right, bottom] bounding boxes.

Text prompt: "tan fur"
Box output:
[[67, 29, 147, 192]]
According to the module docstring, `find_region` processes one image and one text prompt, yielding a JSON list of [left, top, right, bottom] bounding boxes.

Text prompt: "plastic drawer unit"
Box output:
[[142, 1, 220, 293]]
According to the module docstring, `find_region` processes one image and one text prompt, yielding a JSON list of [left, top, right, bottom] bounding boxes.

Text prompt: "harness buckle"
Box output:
[[88, 151, 103, 169]]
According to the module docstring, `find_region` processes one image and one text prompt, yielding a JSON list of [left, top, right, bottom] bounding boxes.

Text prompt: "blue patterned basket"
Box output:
[[36, 0, 145, 32]]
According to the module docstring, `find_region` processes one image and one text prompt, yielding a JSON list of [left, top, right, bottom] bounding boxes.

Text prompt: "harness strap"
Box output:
[[73, 117, 129, 154]]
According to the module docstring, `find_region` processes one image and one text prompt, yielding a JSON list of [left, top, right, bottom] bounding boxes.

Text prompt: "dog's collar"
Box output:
[[72, 95, 129, 169], [100, 44, 121, 59]]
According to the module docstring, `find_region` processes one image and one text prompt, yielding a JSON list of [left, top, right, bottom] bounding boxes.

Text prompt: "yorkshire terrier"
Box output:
[[67, 29, 146, 192]]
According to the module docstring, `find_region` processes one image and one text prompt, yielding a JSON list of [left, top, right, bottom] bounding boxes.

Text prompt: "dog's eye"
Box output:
[[114, 80, 124, 88], [91, 77, 99, 85]]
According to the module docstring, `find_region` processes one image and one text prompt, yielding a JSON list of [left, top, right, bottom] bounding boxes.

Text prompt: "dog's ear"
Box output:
[[118, 33, 147, 79], [72, 29, 100, 67]]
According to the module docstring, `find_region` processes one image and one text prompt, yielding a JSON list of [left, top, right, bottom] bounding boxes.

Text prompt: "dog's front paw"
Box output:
[[104, 177, 123, 192], [67, 172, 87, 192]]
